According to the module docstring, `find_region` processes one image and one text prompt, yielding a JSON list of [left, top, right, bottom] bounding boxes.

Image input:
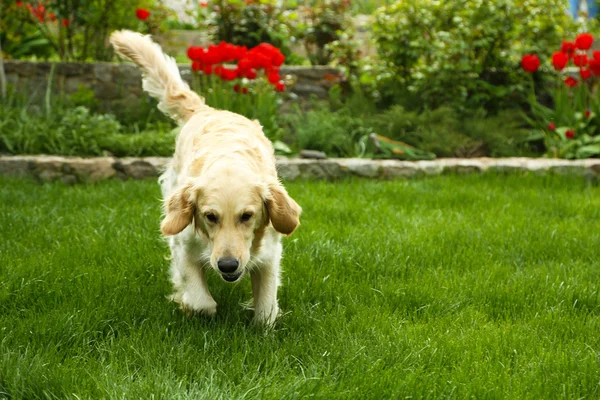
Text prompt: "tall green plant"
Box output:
[[373, 0, 580, 112]]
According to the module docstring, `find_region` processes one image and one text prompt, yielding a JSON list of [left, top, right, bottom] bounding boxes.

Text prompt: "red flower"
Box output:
[[233, 85, 248, 94], [580, 68, 592, 80], [27, 4, 46, 22], [268, 71, 281, 84], [220, 67, 238, 81], [548, 122, 556, 131], [214, 65, 223, 76], [565, 76, 578, 87], [566, 129, 575, 139], [521, 54, 540, 73], [590, 59, 600, 75], [192, 61, 203, 72], [575, 33, 594, 50], [187, 46, 206, 62], [202, 64, 212, 75], [275, 81, 285, 92], [61, 18, 69, 27], [561, 41, 576, 55], [136, 8, 150, 20], [16, 1, 23, 6], [200, 0, 208, 7], [585, 110, 591, 118], [552, 51, 569, 71], [273, 52, 285, 67], [203, 45, 223, 65], [245, 68, 257, 80], [237, 57, 253, 72], [573, 54, 588, 67]]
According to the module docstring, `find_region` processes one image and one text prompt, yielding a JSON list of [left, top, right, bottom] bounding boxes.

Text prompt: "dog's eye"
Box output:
[[205, 213, 218, 224], [240, 212, 253, 222]]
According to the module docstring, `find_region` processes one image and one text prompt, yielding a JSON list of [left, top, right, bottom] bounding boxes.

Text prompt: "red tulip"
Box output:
[[191, 61, 203, 71], [202, 64, 212, 75], [245, 68, 257, 80], [136, 8, 150, 20], [220, 67, 238, 81], [580, 68, 592, 80], [187, 46, 206, 62], [585, 110, 591, 118], [561, 41, 576, 55], [565, 76, 578, 87], [268, 71, 281, 84], [61, 18, 69, 27], [573, 54, 588, 67], [275, 81, 285, 92], [590, 59, 600, 75], [521, 54, 540, 73], [548, 122, 556, 131], [575, 33, 594, 50], [566, 129, 575, 139], [552, 51, 569, 71]]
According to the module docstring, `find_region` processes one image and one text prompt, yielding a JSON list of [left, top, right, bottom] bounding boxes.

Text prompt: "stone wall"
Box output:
[[4, 60, 341, 109], [1, 156, 599, 184]]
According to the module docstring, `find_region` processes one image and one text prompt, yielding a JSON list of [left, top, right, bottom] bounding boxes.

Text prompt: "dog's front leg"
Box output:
[[250, 259, 280, 326], [170, 251, 217, 317]]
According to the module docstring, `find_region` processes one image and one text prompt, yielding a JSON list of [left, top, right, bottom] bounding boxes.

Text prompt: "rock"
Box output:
[[113, 158, 163, 179], [380, 160, 422, 179], [338, 158, 379, 178], [300, 150, 327, 159]]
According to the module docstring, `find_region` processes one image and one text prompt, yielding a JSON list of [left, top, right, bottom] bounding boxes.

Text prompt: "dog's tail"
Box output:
[[110, 30, 205, 124]]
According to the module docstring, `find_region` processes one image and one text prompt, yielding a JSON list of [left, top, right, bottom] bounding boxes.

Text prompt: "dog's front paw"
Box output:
[[253, 303, 279, 327], [174, 292, 217, 317]]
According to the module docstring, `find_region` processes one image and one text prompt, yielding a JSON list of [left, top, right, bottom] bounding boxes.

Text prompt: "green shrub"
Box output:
[[367, 106, 534, 157], [1, 0, 172, 61], [282, 105, 371, 157], [197, 0, 296, 58], [373, 0, 579, 112], [297, 0, 355, 65], [0, 99, 175, 157]]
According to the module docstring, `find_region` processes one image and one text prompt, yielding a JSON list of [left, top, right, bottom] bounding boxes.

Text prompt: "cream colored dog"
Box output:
[[110, 30, 301, 325]]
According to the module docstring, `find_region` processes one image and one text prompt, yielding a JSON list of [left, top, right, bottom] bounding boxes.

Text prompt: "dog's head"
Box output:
[[160, 168, 301, 282]]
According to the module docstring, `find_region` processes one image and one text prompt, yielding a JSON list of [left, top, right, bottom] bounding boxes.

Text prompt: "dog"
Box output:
[[110, 30, 301, 326]]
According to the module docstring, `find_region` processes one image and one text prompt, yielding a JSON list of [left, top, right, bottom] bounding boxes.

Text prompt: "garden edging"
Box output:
[[1, 156, 599, 184]]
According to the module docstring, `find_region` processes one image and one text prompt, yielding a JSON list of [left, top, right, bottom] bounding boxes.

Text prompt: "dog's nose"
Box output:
[[217, 257, 239, 273]]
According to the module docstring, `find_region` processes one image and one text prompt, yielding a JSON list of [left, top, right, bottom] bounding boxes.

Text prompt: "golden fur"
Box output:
[[110, 30, 301, 325]]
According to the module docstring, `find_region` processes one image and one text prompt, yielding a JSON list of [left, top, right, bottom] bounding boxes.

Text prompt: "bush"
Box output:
[[373, 0, 579, 112], [282, 106, 371, 157], [1, 0, 171, 61], [283, 85, 535, 158], [0, 96, 176, 157], [297, 0, 354, 65], [197, 0, 296, 58]]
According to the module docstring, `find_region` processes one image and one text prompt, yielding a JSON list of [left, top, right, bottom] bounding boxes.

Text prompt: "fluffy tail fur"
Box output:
[[110, 30, 205, 124]]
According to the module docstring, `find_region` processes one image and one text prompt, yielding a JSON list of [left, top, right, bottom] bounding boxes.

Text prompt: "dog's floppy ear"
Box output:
[[160, 183, 198, 235], [265, 181, 302, 235]]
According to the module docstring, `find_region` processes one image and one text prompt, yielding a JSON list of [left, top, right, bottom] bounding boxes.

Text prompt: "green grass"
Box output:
[[1, 174, 599, 399]]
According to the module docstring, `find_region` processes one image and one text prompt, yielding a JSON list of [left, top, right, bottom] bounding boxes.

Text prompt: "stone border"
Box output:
[[1, 156, 599, 184]]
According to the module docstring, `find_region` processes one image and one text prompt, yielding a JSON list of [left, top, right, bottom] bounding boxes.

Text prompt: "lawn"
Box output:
[[1, 174, 599, 399]]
